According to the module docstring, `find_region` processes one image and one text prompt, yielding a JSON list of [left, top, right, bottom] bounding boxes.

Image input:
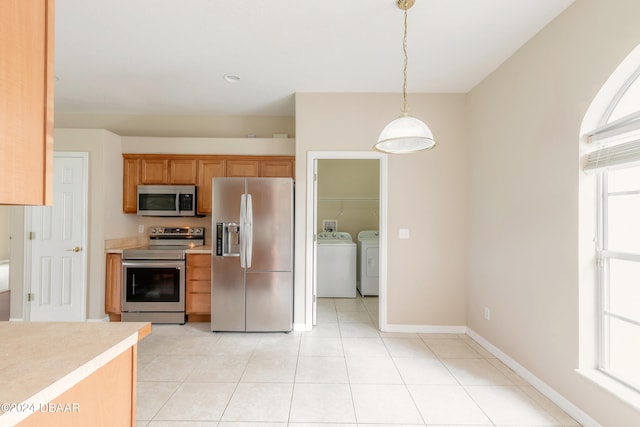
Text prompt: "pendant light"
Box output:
[[374, 0, 436, 154]]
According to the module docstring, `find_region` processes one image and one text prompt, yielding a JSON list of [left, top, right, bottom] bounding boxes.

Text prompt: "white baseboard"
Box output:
[[466, 328, 602, 427], [8, 317, 23, 322], [293, 322, 309, 332], [383, 324, 467, 334]]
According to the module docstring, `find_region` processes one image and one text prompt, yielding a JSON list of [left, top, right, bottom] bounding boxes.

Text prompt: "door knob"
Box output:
[[67, 246, 81, 252]]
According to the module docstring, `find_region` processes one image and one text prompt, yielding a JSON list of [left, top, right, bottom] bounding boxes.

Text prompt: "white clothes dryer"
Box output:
[[357, 230, 379, 296], [316, 231, 356, 298]]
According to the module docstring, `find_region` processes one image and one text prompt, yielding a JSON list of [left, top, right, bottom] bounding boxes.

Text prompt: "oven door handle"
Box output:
[[122, 261, 184, 268]]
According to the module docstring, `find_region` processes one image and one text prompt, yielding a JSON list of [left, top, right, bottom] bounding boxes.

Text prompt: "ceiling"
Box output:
[[54, 0, 575, 117]]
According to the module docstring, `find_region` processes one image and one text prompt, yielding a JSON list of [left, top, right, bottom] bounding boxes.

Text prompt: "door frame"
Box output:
[[23, 152, 89, 321], [306, 151, 388, 331]]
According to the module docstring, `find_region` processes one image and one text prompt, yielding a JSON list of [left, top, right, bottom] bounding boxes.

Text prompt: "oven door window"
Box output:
[[125, 267, 181, 302]]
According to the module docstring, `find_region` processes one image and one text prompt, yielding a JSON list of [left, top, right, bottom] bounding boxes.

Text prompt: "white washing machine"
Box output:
[[316, 231, 356, 298], [357, 230, 379, 296]]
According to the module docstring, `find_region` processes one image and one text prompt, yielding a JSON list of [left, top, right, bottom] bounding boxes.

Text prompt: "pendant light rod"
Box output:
[[399, 0, 412, 113]]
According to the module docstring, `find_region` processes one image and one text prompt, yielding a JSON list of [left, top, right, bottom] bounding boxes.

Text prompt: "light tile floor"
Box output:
[[136, 295, 581, 426]]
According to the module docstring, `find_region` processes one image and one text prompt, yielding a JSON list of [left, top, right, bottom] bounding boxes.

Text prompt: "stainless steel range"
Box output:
[[121, 226, 205, 324]]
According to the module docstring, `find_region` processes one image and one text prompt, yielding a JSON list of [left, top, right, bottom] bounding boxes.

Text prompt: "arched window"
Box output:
[[584, 66, 640, 392]]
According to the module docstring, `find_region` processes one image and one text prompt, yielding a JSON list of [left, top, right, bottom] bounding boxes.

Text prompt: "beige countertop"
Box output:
[[185, 245, 212, 254], [0, 321, 150, 425]]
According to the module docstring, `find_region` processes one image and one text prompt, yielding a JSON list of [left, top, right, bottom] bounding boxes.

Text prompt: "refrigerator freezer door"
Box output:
[[246, 271, 292, 331], [246, 178, 293, 272], [211, 255, 245, 331], [212, 177, 247, 332], [212, 178, 245, 222]]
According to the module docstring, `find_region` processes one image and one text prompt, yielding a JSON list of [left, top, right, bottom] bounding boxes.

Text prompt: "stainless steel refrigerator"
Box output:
[[211, 177, 293, 332]]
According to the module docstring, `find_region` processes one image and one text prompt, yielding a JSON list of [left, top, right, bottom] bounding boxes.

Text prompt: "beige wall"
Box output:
[[466, 0, 640, 425], [316, 159, 379, 239], [295, 93, 469, 327]]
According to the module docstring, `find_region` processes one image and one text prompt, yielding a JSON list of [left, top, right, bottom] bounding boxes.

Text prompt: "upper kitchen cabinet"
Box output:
[[226, 159, 260, 177], [169, 159, 198, 184], [261, 159, 295, 179], [140, 158, 197, 185], [122, 154, 295, 214], [197, 158, 225, 214], [122, 157, 140, 213], [0, 0, 54, 205], [226, 158, 295, 179], [140, 158, 168, 184]]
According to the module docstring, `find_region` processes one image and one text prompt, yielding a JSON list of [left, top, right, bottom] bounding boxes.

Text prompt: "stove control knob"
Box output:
[[150, 228, 157, 234]]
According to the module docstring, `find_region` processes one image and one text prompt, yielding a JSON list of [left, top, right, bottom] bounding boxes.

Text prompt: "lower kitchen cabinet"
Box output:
[[186, 253, 211, 322], [105, 253, 122, 321]]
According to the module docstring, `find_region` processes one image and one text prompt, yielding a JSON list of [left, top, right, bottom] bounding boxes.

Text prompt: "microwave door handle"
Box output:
[[175, 192, 180, 213]]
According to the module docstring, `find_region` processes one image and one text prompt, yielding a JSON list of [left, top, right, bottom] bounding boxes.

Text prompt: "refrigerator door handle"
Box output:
[[246, 194, 253, 268], [239, 193, 247, 268]]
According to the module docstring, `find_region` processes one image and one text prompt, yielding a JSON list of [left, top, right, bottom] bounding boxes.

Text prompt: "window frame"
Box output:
[[595, 166, 640, 392]]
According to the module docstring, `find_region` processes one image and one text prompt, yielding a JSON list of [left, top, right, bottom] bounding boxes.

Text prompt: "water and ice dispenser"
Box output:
[[216, 222, 240, 256]]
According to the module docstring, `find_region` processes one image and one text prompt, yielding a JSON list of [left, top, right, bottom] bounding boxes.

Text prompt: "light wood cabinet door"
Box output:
[[0, 0, 54, 205], [105, 253, 122, 317], [226, 159, 260, 177], [169, 159, 197, 184], [197, 159, 225, 214], [140, 159, 168, 184], [123, 158, 140, 213], [186, 254, 211, 316], [261, 159, 295, 178]]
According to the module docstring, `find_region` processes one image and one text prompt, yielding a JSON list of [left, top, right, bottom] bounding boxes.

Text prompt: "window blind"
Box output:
[[584, 111, 640, 172], [584, 138, 640, 171]]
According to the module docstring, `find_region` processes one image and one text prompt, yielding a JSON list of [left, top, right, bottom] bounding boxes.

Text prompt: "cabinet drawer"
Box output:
[[186, 293, 211, 314], [187, 280, 211, 294], [187, 267, 211, 281], [187, 254, 211, 267]]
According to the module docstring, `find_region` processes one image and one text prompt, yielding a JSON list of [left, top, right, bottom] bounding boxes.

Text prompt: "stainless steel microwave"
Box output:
[[137, 185, 198, 216]]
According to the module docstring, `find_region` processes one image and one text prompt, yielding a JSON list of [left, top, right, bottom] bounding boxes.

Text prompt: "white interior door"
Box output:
[[27, 153, 88, 321]]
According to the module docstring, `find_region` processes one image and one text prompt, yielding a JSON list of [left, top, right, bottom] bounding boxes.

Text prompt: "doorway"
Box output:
[[25, 152, 88, 321], [306, 151, 388, 331]]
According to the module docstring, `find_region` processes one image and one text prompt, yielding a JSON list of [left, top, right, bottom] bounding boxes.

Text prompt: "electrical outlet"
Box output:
[[484, 307, 491, 320], [138, 224, 144, 233], [399, 228, 410, 239]]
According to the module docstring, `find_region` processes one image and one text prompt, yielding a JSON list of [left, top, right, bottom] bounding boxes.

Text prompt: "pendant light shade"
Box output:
[[374, 0, 436, 154], [376, 113, 435, 153]]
